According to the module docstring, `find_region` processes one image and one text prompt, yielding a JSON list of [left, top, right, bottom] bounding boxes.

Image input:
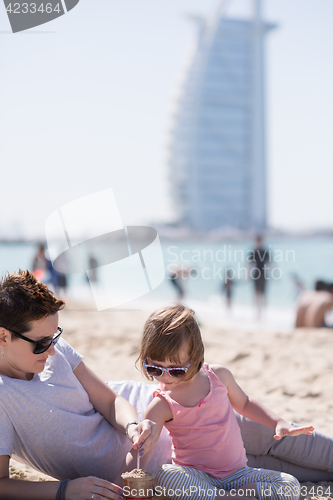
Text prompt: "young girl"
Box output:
[[136, 304, 314, 500]]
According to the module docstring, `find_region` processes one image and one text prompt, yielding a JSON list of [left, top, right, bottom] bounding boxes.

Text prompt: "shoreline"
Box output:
[[66, 291, 298, 332]]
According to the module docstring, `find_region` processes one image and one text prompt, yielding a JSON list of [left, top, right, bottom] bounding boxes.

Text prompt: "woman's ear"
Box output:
[[0, 327, 9, 348]]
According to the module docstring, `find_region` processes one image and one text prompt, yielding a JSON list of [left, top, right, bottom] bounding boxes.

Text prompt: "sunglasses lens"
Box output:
[[34, 329, 62, 354], [146, 366, 163, 377], [169, 369, 187, 378], [34, 341, 51, 354]]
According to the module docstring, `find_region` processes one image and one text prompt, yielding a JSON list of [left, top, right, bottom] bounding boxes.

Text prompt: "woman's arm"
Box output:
[[73, 361, 157, 449], [0, 455, 124, 500], [211, 364, 314, 439], [74, 361, 137, 431], [0, 455, 59, 500]]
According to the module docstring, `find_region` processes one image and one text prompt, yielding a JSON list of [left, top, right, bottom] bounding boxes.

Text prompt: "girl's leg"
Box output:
[[155, 465, 278, 500], [217, 467, 300, 500], [155, 464, 216, 500], [235, 413, 333, 480]]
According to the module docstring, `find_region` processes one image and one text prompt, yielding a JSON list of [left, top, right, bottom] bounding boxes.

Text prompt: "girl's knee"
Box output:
[[156, 463, 182, 477], [155, 464, 187, 489], [278, 473, 300, 500], [259, 473, 300, 500]]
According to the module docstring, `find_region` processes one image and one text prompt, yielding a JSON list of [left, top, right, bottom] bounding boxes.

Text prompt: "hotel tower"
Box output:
[[168, 0, 275, 232]]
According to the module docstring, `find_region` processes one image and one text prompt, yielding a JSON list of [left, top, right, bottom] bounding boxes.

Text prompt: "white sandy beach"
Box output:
[[9, 300, 333, 498]]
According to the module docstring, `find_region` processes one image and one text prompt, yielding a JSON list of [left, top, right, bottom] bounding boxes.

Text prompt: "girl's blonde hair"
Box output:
[[137, 303, 204, 381]]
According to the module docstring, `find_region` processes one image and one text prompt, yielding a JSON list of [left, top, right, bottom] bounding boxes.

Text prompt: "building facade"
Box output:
[[168, 2, 275, 232]]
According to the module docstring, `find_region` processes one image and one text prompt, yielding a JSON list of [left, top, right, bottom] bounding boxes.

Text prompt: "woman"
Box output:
[[0, 270, 156, 500], [0, 271, 332, 500]]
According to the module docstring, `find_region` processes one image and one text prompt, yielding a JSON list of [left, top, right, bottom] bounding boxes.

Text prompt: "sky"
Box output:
[[0, 0, 332, 239]]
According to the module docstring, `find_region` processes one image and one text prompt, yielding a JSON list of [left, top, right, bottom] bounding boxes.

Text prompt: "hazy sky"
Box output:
[[0, 0, 332, 239]]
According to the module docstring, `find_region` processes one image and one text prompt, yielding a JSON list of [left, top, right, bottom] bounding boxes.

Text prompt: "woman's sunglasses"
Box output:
[[143, 360, 190, 379], [1, 326, 63, 354]]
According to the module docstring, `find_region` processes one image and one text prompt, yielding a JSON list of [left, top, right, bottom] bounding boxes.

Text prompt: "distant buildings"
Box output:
[[168, 1, 275, 233]]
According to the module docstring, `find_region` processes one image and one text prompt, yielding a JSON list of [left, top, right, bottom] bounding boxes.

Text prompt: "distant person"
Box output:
[[222, 268, 234, 309], [290, 273, 305, 298], [32, 243, 51, 283], [168, 265, 189, 300], [86, 254, 99, 283], [314, 280, 329, 291], [54, 270, 68, 297], [295, 281, 333, 328], [50, 252, 68, 298], [248, 236, 270, 319]]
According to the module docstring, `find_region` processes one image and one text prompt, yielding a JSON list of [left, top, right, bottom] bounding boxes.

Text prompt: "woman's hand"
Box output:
[[274, 420, 314, 440], [130, 418, 159, 457], [66, 476, 123, 500]]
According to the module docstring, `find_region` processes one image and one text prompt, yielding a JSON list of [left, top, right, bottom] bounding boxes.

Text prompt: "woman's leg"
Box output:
[[235, 412, 333, 481], [246, 455, 333, 483]]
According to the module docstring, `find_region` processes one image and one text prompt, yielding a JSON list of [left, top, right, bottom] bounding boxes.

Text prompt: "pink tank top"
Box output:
[[153, 363, 247, 478]]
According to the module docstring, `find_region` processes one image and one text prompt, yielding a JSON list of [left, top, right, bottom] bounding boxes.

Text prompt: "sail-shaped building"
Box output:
[[168, 1, 275, 232]]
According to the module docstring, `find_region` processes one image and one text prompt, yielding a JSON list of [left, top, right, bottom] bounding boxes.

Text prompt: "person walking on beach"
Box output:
[[290, 273, 305, 299], [137, 304, 314, 500], [168, 265, 190, 300], [32, 243, 51, 283], [248, 236, 270, 320], [222, 268, 234, 309]]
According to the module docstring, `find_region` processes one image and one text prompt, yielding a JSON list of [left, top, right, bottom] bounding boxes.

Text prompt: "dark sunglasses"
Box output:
[[143, 360, 190, 379], [1, 326, 63, 354]]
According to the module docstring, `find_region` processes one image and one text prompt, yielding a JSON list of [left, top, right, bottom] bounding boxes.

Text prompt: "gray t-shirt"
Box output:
[[0, 338, 133, 481]]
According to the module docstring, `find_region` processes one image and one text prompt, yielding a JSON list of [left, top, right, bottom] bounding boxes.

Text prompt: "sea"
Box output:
[[1, 236, 333, 330]]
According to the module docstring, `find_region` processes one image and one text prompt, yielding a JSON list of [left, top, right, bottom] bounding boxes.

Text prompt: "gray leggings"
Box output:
[[155, 464, 300, 500], [236, 414, 333, 482]]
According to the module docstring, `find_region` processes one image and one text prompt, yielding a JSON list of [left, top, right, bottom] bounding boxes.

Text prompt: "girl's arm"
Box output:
[[73, 361, 156, 448], [211, 364, 314, 440], [116, 396, 172, 480], [140, 395, 173, 466]]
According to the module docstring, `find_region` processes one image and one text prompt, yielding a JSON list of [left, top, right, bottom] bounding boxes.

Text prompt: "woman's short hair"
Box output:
[[137, 303, 204, 382], [0, 269, 65, 336]]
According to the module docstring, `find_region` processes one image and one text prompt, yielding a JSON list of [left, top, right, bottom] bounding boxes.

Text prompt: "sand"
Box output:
[[9, 300, 333, 498], [122, 469, 155, 479], [122, 468, 155, 500]]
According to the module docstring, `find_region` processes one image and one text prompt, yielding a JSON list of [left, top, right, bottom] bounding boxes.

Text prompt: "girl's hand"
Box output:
[[66, 476, 123, 500], [131, 418, 159, 457], [274, 420, 314, 440]]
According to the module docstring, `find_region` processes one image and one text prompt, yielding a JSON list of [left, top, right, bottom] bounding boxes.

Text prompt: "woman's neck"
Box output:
[[0, 361, 34, 380]]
